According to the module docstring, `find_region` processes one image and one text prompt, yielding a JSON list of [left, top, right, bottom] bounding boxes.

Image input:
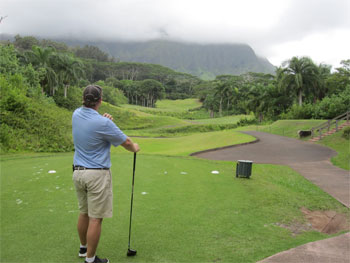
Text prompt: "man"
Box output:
[[72, 85, 140, 263]]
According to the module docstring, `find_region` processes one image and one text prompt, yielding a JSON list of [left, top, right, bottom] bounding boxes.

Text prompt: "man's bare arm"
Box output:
[[121, 137, 140, 153]]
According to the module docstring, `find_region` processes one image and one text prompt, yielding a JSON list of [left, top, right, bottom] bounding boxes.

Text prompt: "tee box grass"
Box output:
[[1, 100, 349, 262], [1, 152, 349, 263]]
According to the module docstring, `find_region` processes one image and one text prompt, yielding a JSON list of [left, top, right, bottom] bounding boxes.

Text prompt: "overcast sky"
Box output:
[[1, 0, 350, 68]]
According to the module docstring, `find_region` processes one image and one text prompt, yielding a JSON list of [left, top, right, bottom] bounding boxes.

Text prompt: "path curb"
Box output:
[[190, 138, 260, 156]]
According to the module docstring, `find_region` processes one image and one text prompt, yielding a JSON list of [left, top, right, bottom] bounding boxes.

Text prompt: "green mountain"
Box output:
[[96, 40, 276, 79], [1, 34, 276, 79]]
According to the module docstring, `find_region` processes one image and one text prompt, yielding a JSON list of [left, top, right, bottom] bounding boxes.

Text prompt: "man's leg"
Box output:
[[77, 213, 89, 246], [86, 218, 103, 258]]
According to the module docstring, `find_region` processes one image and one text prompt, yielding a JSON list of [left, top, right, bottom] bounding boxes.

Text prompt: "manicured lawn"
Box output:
[[121, 99, 211, 120], [123, 99, 201, 112], [191, 115, 254, 125], [256, 120, 325, 138], [318, 131, 350, 170], [1, 153, 348, 263], [155, 98, 202, 111]]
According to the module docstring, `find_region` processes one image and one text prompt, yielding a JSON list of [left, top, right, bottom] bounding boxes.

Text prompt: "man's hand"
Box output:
[[133, 143, 140, 153], [103, 113, 113, 120]]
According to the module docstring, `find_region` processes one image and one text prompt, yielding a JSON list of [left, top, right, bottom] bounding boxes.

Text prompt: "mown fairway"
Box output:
[[191, 115, 254, 125], [123, 98, 202, 112], [113, 130, 255, 156]]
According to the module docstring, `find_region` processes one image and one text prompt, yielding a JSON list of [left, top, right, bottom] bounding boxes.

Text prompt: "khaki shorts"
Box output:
[[73, 169, 113, 218]]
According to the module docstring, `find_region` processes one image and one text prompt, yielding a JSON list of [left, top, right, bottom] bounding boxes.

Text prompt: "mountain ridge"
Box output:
[[96, 40, 276, 79], [0, 34, 276, 79]]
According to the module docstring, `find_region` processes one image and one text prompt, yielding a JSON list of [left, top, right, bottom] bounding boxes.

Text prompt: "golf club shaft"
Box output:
[[128, 152, 137, 249]]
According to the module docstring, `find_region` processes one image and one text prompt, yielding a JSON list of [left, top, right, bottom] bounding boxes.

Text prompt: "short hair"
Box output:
[[83, 85, 102, 107]]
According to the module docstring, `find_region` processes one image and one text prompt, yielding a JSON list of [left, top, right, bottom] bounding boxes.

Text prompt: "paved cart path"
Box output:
[[193, 131, 350, 207], [193, 131, 350, 263], [258, 232, 350, 263]]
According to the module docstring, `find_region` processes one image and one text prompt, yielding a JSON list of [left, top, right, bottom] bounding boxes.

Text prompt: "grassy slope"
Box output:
[[256, 120, 325, 138], [317, 131, 350, 170], [1, 97, 73, 153], [117, 101, 254, 137], [99, 102, 188, 131], [1, 153, 348, 263]]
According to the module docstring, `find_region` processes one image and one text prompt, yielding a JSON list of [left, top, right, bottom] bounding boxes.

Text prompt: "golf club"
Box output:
[[127, 152, 137, 257]]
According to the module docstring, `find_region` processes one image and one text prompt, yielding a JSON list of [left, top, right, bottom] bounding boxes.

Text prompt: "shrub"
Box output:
[[342, 127, 350, 140], [280, 104, 315, 119], [314, 86, 350, 119], [95, 81, 128, 106], [53, 86, 83, 110], [0, 74, 28, 113], [1, 74, 73, 153]]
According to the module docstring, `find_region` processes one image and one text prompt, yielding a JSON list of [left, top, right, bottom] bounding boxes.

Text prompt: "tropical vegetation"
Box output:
[[1, 35, 349, 153], [197, 58, 349, 121]]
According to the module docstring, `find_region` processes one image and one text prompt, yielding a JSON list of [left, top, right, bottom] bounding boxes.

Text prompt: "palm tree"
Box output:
[[25, 45, 58, 95], [313, 63, 331, 102], [214, 81, 226, 116], [54, 54, 84, 97], [224, 79, 239, 113], [278, 56, 318, 106]]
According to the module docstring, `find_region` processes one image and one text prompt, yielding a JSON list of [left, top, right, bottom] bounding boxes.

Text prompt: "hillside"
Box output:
[[1, 35, 276, 79], [64, 39, 276, 79]]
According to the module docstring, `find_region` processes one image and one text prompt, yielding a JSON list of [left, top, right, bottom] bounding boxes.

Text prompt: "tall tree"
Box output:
[[25, 45, 57, 95], [312, 63, 331, 102], [325, 60, 350, 96], [278, 56, 318, 106], [14, 35, 39, 50], [138, 79, 165, 107], [74, 45, 112, 62], [54, 53, 84, 97], [213, 81, 225, 116]]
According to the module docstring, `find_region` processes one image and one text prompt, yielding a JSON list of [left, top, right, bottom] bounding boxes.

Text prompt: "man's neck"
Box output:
[[83, 106, 98, 111]]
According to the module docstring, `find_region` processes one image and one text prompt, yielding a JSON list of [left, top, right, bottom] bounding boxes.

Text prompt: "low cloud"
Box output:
[[1, 0, 349, 67]]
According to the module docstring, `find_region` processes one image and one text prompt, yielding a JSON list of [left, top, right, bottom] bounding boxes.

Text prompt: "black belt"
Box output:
[[73, 165, 109, 171]]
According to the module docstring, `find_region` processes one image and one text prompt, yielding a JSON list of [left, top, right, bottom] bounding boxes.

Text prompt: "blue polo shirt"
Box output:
[[72, 107, 127, 168]]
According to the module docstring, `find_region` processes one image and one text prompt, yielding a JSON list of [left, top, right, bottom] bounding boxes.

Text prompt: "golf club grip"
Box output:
[[133, 152, 136, 179], [128, 152, 137, 248]]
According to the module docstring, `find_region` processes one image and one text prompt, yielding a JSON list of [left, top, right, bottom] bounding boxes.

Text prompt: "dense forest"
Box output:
[[2, 35, 202, 108], [196, 58, 349, 121], [1, 35, 349, 152]]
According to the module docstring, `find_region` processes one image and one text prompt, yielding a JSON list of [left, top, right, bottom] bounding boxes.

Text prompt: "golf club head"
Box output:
[[127, 248, 137, 257]]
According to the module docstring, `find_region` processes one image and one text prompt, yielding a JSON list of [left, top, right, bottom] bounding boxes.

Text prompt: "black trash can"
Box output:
[[236, 160, 253, 178]]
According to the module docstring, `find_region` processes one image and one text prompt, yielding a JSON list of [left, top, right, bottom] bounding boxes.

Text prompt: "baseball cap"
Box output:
[[83, 85, 102, 106]]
